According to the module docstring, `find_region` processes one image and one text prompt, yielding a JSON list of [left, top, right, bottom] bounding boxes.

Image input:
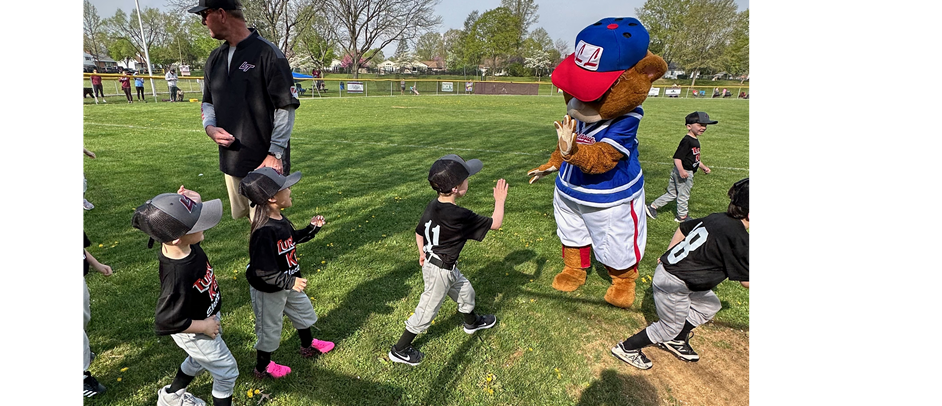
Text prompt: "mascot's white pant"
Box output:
[[553, 188, 647, 270]]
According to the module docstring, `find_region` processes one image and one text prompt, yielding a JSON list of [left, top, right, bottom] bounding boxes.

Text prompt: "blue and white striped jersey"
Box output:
[[555, 107, 645, 208]]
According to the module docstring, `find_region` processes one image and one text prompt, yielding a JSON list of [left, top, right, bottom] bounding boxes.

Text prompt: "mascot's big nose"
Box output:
[[567, 97, 602, 123]]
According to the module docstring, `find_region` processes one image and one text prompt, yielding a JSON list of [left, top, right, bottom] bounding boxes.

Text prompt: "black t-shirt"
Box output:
[[672, 135, 702, 172], [203, 29, 301, 178], [659, 213, 749, 291], [246, 216, 321, 293], [84, 232, 91, 276], [154, 243, 221, 336], [414, 199, 493, 270]]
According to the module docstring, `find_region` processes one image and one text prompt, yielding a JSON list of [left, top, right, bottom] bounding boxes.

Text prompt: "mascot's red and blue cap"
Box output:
[[551, 17, 650, 102]]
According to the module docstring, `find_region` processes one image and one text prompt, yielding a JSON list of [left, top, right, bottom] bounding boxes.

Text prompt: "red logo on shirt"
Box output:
[[193, 261, 218, 300]]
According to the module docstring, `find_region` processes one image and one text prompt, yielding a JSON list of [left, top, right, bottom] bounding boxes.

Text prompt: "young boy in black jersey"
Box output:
[[613, 178, 749, 370], [646, 111, 716, 222], [388, 154, 509, 366], [132, 186, 238, 406]]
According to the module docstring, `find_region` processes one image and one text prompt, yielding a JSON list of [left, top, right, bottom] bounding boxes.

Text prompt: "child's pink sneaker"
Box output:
[[300, 339, 335, 358], [254, 361, 291, 379], [311, 339, 335, 353]]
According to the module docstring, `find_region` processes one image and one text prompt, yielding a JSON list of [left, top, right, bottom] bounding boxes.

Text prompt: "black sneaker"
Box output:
[[657, 333, 699, 362], [645, 204, 657, 219], [611, 342, 652, 370], [463, 314, 497, 334], [389, 345, 424, 366], [83, 372, 106, 397]]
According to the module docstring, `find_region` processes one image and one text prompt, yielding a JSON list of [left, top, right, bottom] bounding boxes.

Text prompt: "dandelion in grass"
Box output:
[[120, 367, 129, 372], [117, 377, 122, 382], [254, 389, 260, 394], [247, 390, 254, 398]]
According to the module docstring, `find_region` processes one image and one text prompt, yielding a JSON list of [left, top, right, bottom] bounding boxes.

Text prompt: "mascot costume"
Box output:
[[528, 17, 667, 308]]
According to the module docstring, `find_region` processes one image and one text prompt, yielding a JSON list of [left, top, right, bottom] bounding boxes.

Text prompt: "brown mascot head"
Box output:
[[551, 17, 668, 123]]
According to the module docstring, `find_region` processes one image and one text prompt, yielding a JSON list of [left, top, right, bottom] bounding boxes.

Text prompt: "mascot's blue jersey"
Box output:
[[555, 107, 645, 208]]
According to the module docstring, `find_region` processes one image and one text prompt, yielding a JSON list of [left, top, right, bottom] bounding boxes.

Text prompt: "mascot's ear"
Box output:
[[634, 51, 668, 82]]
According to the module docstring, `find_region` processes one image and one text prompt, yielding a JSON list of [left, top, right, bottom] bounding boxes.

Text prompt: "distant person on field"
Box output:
[[400, 79, 406, 95], [90, 68, 105, 102], [166, 68, 180, 102], [612, 179, 749, 370], [645, 112, 715, 222], [119, 70, 133, 103], [134, 74, 147, 102]]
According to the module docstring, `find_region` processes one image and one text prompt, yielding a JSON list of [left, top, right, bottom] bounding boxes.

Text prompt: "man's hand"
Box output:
[[256, 154, 283, 175], [310, 215, 325, 227], [206, 125, 235, 147], [555, 115, 577, 157]]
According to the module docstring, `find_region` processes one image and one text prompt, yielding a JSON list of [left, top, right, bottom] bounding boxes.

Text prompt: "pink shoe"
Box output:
[[254, 361, 291, 379], [311, 338, 335, 353]]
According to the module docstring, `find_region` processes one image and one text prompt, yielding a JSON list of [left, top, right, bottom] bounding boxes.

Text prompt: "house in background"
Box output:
[[84, 52, 118, 72], [663, 62, 685, 80]]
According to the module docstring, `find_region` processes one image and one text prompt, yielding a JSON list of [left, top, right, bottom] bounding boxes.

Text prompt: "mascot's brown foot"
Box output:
[[552, 246, 591, 292], [604, 266, 639, 308]]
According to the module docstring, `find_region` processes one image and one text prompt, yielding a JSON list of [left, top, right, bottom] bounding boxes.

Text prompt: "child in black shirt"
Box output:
[[646, 111, 715, 222], [613, 178, 749, 370], [131, 186, 238, 406], [239, 167, 334, 380], [388, 154, 509, 366]]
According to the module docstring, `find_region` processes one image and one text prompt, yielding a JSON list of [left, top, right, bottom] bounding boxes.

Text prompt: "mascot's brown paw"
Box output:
[[604, 279, 637, 308], [552, 267, 587, 292], [604, 266, 639, 308]]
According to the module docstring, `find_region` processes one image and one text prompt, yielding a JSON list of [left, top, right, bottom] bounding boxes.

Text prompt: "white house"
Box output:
[[377, 60, 398, 73], [663, 62, 685, 80]]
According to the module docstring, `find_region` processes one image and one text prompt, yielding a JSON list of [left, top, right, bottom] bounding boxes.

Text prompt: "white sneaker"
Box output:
[[157, 385, 206, 406], [611, 342, 652, 370], [83, 199, 95, 210]]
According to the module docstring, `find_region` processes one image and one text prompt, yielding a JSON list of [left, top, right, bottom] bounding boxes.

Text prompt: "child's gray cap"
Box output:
[[428, 154, 483, 193], [132, 193, 223, 244], [239, 167, 302, 205]]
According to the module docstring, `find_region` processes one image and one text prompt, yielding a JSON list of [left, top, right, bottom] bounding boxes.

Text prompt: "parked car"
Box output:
[[105, 66, 121, 73]]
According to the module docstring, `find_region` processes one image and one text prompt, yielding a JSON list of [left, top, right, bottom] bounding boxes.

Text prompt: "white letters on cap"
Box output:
[[573, 40, 603, 71]]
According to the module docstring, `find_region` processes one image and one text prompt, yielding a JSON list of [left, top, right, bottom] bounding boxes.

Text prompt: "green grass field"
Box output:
[[83, 94, 749, 405]]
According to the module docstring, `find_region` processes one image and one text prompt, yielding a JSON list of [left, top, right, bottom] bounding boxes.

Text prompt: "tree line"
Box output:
[[83, 0, 747, 81]]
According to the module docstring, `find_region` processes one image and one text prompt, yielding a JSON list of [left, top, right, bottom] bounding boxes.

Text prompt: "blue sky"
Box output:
[[86, 0, 749, 57]]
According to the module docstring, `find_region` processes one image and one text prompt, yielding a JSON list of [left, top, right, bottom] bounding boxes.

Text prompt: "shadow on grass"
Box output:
[[576, 369, 657, 406]]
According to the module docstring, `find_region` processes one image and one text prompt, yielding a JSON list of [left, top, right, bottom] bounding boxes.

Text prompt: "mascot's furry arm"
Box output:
[[527, 116, 623, 183]]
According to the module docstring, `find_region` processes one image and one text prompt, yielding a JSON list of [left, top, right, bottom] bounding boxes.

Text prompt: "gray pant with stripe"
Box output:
[[405, 261, 476, 334], [250, 286, 318, 352], [83, 277, 92, 371], [170, 314, 239, 398], [652, 167, 695, 218], [644, 264, 721, 343]]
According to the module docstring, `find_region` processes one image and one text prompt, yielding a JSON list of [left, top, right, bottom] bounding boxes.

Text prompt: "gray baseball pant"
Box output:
[[83, 277, 92, 371], [250, 286, 318, 352], [405, 261, 476, 334], [170, 314, 239, 398], [652, 167, 695, 218], [644, 263, 721, 343]]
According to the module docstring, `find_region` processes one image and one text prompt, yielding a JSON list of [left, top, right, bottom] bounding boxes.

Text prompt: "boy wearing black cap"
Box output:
[[239, 167, 334, 380], [613, 178, 749, 370], [131, 186, 238, 406], [646, 111, 716, 222], [388, 155, 509, 366]]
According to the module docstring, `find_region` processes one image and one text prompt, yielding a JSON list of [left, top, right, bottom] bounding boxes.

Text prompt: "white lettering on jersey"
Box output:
[[423, 220, 441, 255]]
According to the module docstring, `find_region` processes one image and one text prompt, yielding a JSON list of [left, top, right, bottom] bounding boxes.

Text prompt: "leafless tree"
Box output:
[[83, 0, 106, 64], [323, 0, 442, 78]]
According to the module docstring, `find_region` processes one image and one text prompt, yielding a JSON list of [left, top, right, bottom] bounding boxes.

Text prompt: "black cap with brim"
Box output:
[[439, 154, 482, 177], [188, 0, 241, 14], [239, 167, 302, 205], [132, 194, 223, 246], [685, 111, 718, 125]]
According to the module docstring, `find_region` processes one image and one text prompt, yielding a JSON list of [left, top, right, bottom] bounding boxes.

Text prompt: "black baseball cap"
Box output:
[[685, 111, 718, 125], [239, 167, 302, 206], [428, 154, 483, 194], [132, 193, 223, 246], [188, 0, 242, 14]]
